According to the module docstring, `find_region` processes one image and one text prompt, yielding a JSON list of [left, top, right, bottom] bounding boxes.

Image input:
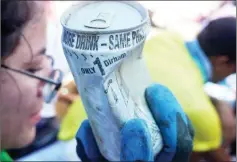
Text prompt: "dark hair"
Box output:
[[1, 1, 37, 109], [1, 1, 35, 58], [197, 17, 236, 63]]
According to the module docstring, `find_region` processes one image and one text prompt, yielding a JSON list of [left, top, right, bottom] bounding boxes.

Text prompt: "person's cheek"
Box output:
[[21, 79, 41, 113], [0, 74, 24, 114]]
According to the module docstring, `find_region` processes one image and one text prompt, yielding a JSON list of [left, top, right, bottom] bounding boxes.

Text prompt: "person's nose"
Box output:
[[36, 55, 54, 97]]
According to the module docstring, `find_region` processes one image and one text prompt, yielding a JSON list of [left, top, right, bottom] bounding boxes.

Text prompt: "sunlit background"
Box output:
[[6, 1, 236, 161]]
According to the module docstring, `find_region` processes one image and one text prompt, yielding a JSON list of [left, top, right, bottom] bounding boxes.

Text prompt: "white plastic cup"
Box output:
[[61, 1, 163, 161]]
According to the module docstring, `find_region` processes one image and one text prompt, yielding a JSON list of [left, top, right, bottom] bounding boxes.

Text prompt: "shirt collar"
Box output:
[[185, 39, 212, 83]]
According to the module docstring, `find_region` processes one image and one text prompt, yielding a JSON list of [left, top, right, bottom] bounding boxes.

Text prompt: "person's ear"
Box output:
[[215, 56, 229, 66], [228, 62, 236, 73], [215, 56, 236, 73], [211, 56, 228, 72]]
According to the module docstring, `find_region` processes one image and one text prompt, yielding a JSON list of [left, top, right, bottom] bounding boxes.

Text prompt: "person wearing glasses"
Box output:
[[1, 1, 63, 161], [1, 1, 194, 162]]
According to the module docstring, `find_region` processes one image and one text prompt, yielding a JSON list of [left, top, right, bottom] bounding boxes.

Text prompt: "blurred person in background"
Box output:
[[144, 16, 236, 162], [198, 3, 236, 158], [1, 1, 194, 161]]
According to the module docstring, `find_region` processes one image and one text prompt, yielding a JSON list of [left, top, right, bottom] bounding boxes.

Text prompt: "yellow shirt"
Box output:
[[144, 30, 222, 152], [59, 30, 222, 152]]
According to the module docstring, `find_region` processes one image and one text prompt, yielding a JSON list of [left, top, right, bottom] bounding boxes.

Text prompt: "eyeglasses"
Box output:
[[1, 55, 63, 103]]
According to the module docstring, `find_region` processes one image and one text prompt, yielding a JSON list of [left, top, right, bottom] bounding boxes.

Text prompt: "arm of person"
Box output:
[[204, 82, 236, 147], [57, 80, 80, 103], [58, 92, 80, 103], [56, 81, 80, 121], [210, 97, 236, 148], [188, 91, 232, 162], [190, 147, 231, 162]]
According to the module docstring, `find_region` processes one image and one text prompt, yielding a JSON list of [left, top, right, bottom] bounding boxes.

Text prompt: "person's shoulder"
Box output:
[[144, 29, 186, 56]]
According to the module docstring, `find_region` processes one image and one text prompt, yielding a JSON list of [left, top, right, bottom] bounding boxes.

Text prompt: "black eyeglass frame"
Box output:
[[1, 64, 63, 103]]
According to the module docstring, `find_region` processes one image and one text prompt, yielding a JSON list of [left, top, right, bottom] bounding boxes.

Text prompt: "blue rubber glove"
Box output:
[[76, 84, 194, 162]]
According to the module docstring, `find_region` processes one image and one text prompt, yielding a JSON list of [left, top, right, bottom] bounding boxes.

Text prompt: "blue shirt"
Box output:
[[185, 40, 212, 83]]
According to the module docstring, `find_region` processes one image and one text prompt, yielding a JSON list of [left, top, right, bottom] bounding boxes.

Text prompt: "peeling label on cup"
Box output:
[[61, 1, 163, 161], [62, 25, 147, 52], [62, 46, 127, 77]]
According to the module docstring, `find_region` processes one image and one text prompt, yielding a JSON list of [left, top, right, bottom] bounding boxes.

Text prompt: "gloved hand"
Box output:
[[76, 84, 194, 162]]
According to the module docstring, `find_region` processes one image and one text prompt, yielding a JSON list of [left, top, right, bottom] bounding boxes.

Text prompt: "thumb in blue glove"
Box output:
[[76, 84, 194, 162], [145, 84, 194, 162]]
